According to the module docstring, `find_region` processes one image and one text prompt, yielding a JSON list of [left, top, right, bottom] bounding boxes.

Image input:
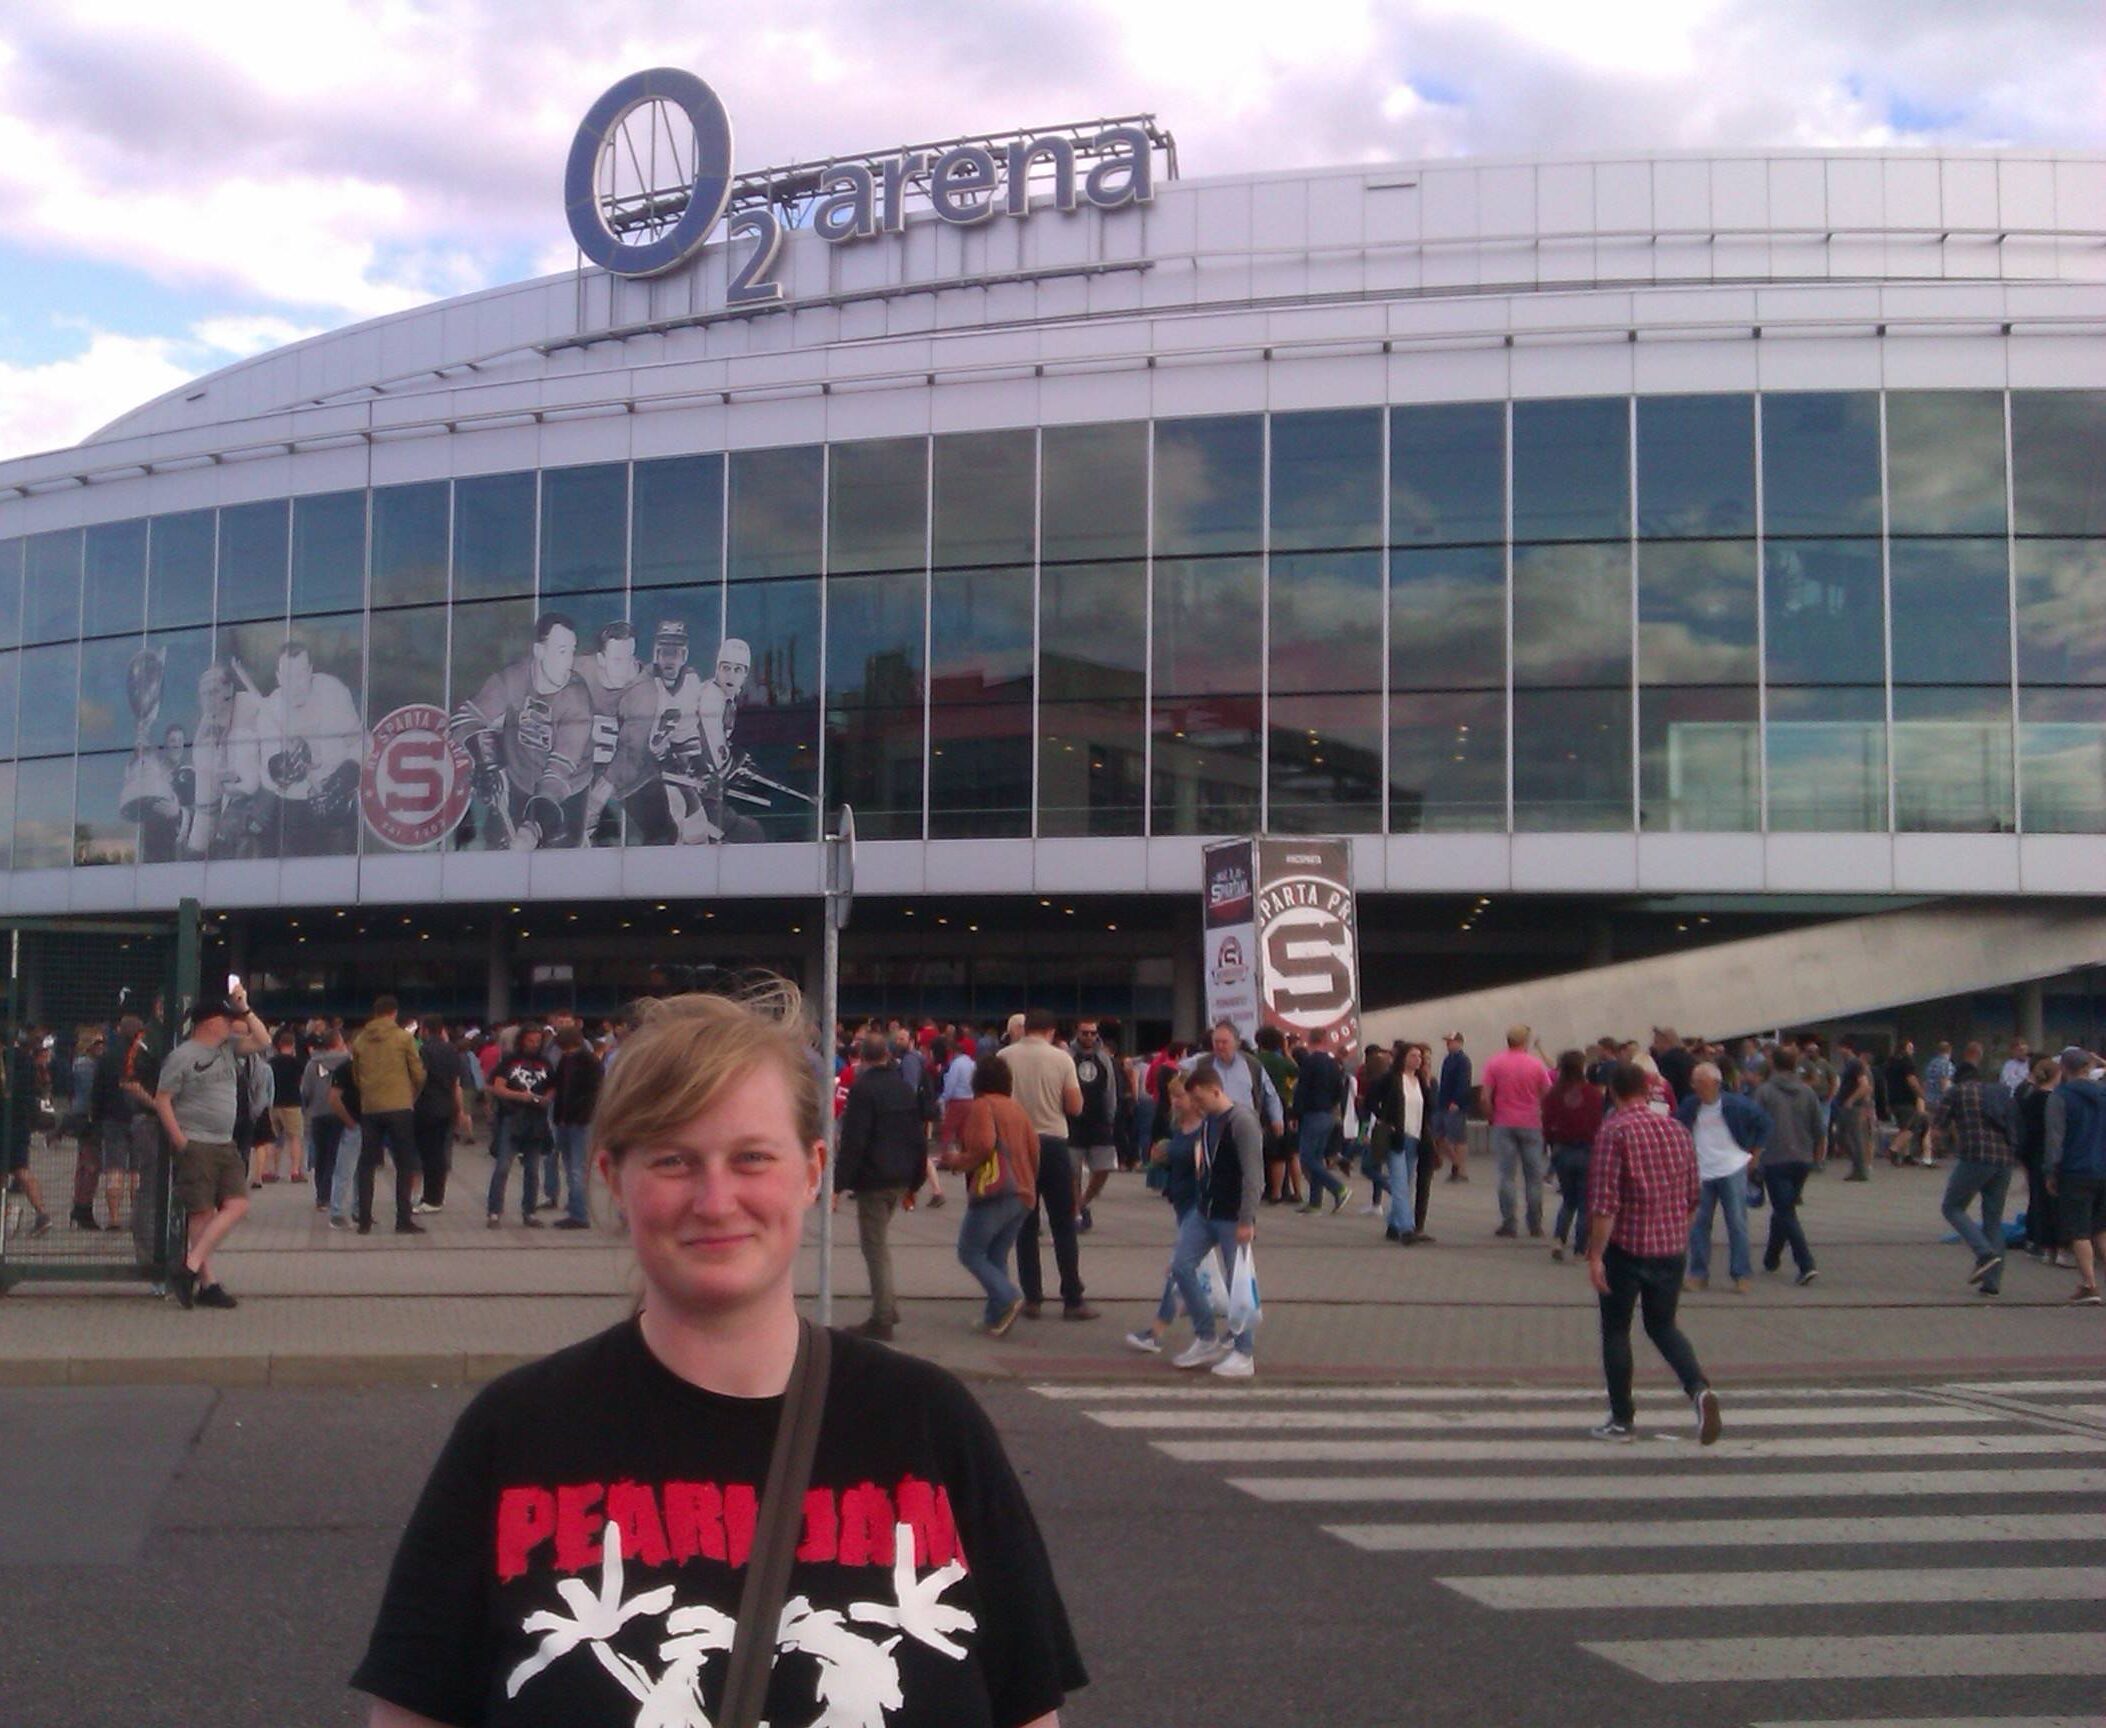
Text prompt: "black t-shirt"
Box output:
[[330, 1063, 362, 1126], [418, 1039, 466, 1119], [351, 1321, 1085, 1728], [1068, 1046, 1118, 1145], [269, 1051, 305, 1105], [495, 1053, 554, 1134]]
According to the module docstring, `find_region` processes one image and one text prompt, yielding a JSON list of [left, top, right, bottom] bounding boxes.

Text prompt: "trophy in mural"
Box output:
[[118, 646, 177, 822]]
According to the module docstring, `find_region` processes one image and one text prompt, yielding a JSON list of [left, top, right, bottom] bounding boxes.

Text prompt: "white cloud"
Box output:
[[0, 330, 198, 463]]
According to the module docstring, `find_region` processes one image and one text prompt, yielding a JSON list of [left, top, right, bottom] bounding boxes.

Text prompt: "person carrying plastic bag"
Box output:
[[1166, 1057, 1266, 1379]]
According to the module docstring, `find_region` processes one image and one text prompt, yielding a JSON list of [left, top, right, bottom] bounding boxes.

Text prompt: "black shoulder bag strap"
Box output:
[[718, 1318, 834, 1728]]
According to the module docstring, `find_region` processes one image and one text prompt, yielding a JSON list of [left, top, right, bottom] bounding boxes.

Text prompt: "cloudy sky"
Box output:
[[0, 0, 2097, 462]]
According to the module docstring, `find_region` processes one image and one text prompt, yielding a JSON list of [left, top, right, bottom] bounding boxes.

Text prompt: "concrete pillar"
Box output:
[[485, 911, 512, 1025], [1172, 902, 1203, 1038], [2016, 977, 2046, 1048]]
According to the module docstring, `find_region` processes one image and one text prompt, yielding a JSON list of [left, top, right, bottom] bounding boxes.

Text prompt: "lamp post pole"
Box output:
[[816, 807, 854, 1326]]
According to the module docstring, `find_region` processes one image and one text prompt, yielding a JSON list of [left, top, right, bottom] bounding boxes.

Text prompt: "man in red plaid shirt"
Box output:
[[1585, 1062, 1723, 1444]]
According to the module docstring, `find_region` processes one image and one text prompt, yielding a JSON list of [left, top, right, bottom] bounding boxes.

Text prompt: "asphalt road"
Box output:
[[1, 1370, 2101, 1727]]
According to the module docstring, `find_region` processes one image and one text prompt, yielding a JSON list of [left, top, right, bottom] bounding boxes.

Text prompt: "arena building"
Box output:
[[0, 74, 2101, 1041]]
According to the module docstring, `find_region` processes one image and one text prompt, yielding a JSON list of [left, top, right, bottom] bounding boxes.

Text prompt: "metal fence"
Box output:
[[0, 903, 199, 1292]]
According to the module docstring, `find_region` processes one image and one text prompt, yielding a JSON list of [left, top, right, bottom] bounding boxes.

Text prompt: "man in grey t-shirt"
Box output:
[[153, 987, 270, 1309]]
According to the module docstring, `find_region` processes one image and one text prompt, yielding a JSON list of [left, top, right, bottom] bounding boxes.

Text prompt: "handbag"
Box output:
[[717, 1318, 833, 1728]]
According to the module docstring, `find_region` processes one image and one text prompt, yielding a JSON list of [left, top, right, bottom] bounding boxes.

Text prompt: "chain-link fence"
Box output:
[[0, 905, 198, 1292]]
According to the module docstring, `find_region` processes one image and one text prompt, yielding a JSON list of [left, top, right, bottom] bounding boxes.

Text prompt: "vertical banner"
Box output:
[[1201, 838, 1260, 1041], [1255, 838, 1361, 1058]]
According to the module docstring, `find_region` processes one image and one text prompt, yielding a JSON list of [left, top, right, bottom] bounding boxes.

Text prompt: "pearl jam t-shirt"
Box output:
[[351, 1320, 1085, 1728]]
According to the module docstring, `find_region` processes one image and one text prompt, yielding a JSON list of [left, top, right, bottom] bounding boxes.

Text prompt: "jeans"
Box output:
[[328, 1124, 360, 1222], [1133, 1094, 1156, 1159], [1169, 1207, 1254, 1358], [1598, 1245, 1708, 1427], [1017, 1136, 1086, 1309], [1835, 1102, 1872, 1177], [1550, 1143, 1591, 1248], [856, 1188, 902, 1325], [1761, 1162, 1815, 1274], [1688, 1170, 1752, 1281], [1941, 1158, 2012, 1287], [555, 1123, 592, 1224], [1385, 1137, 1419, 1234], [956, 1193, 1028, 1326], [357, 1109, 419, 1229], [486, 1116, 546, 1219], [1299, 1111, 1346, 1205], [310, 1118, 342, 1210], [414, 1113, 452, 1208], [1492, 1126, 1548, 1231]]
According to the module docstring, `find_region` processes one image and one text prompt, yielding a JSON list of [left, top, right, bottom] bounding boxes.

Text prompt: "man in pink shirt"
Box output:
[[1481, 1023, 1554, 1239]]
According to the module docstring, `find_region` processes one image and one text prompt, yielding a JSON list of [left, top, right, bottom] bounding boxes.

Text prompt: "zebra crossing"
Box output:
[[1038, 1374, 2106, 1728]]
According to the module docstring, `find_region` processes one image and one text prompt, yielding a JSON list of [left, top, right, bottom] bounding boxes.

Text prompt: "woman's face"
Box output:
[[601, 1061, 823, 1319]]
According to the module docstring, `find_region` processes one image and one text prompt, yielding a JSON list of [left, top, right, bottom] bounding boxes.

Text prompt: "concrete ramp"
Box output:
[[1361, 903, 2106, 1055]]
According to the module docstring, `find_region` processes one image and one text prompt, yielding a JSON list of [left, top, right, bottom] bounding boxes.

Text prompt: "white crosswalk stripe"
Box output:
[[1039, 1377, 2106, 1720]]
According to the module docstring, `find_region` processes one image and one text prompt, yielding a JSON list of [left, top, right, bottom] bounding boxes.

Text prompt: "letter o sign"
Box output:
[[564, 68, 735, 278]]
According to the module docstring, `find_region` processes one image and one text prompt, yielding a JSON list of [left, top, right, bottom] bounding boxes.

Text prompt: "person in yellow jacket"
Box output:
[[351, 995, 426, 1235]]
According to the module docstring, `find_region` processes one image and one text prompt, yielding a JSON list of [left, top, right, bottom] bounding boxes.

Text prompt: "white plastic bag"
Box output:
[[1227, 1242, 1262, 1335], [1194, 1246, 1231, 1319]]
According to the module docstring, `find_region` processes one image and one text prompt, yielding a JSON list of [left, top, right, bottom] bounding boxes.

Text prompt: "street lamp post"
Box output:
[[816, 806, 855, 1325]]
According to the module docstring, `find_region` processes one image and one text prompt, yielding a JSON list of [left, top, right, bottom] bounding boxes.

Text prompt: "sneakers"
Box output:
[[412, 1200, 443, 1215], [1172, 1336, 1232, 1370], [328, 1215, 351, 1231], [1693, 1387, 1723, 1446], [1730, 1278, 1750, 1294], [1076, 1208, 1094, 1233], [1297, 1202, 1322, 1215], [1549, 1245, 1565, 1263], [1967, 1253, 2003, 1287], [1795, 1267, 1819, 1286], [172, 1265, 198, 1309], [1493, 1222, 1517, 1239], [394, 1220, 427, 1236], [2068, 1285, 2102, 1305], [521, 1215, 544, 1229], [27, 1211, 52, 1238], [1020, 1300, 1044, 1321], [1330, 1187, 1348, 1214], [925, 1192, 946, 1210], [1124, 1328, 1163, 1354], [486, 1214, 501, 1229], [989, 1297, 1025, 1337], [69, 1206, 101, 1231], [1383, 1224, 1401, 1242], [1684, 1275, 1709, 1293], [1061, 1303, 1100, 1321], [1210, 1351, 1255, 1379], [1589, 1419, 1634, 1442], [553, 1217, 590, 1230], [853, 1316, 895, 1342], [196, 1283, 238, 1310]]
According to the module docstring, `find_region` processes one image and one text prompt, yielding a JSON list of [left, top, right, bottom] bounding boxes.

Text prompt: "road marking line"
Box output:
[[1031, 1384, 1898, 1403], [1751, 1717, 2099, 1727], [1940, 1380, 2106, 1396], [1232, 1467, 2106, 1503], [1329, 1512, 2097, 1552], [1165, 1433, 2102, 1463], [1439, 1566, 2106, 1610], [1089, 1404, 1998, 1432], [1583, 1632, 2106, 1682]]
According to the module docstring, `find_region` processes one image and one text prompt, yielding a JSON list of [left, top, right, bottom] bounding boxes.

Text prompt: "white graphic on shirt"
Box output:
[[506, 1520, 976, 1728]]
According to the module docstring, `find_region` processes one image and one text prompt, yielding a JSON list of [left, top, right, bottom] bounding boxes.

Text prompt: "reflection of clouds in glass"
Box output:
[[2020, 713, 2106, 833], [2016, 540, 2106, 684], [1153, 558, 1261, 695], [1640, 542, 1758, 683], [2014, 392, 2106, 536], [1513, 544, 1629, 685], [1153, 420, 1262, 555], [1270, 554, 1380, 692], [1886, 393, 2006, 535]]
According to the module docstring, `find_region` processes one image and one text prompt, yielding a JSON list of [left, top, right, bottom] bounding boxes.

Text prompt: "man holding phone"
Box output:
[[152, 981, 272, 1309]]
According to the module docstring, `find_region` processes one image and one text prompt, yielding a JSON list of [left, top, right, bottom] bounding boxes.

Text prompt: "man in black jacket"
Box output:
[[835, 1034, 927, 1341]]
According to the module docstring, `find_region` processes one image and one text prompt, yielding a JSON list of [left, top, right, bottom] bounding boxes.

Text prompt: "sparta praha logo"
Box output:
[[1255, 869, 1360, 1054], [361, 704, 473, 849]]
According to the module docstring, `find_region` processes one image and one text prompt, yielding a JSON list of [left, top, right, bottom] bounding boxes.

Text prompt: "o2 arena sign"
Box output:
[[565, 68, 1156, 298]]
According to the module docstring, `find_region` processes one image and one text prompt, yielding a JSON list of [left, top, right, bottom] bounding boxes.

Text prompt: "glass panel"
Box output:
[[826, 571, 924, 709], [724, 577, 819, 841], [1637, 394, 1754, 538], [217, 499, 289, 624], [1762, 392, 1881, 537], [1886, 390, 2006, 536], [365, 605, 450, 726], [1764, 540, 1885, 685], [1513, 543, 1629, 687], [371, 482, 448, 609], [79, 634, 145, 752], [1268, 694, 1382, 833], [1389, 689, 1503, 833], [1639, 540, 1758, 684], [1893, 686, 2013, 832], [447, 599, 542, 851], [1039, 696, 1146, 837], [148, 509, 214, 630], [74, 752, 138, 866], [634, 454, 725, 589], [1640, 686, 1758, 831], [1513, 688, 1630, 831], [1153, 556, 1261, 696], [933, 430, 1035, 570], [0, 540, 19, 651], [292, 491, 366, 615], [1890, 539, 2011, 684], [17, 642, 78, 756], [0, 763, 13, 864], [594, 595, 721, 850], [23, 530, 82, 645], [0, 651, 17, 758], [1391, 402, 1503, 546], [2014, 539, 2106, 686], [929, 701, 1031, 838], [453, 472, 536, 603], [270, 614, 366, 858], [1767, 687, 1885, 831], [539, 463, 627, 606], [1390, 545, 1503, 691], [142, 628, 216, 771], [1270, 552, 1381, 695], [826, 703, 922, 841], [184, 638, 284, 857], [930, 569, 1031, 703], [1040, 562, 1144, 702], [2012, 391, 2106, 536], [725, 446, 821, 584], [1151, 695, 1261, 835], [1270, 409, 1381, 553], [829, 438, 927, 575], [1043, 423, 1145, 564], [13, 755, 72, 868], [1512, 397, 1628, 542], [2020, 688, 2106, 833], [1154, 417, 1262, 556], [84, 519, 147, 639]]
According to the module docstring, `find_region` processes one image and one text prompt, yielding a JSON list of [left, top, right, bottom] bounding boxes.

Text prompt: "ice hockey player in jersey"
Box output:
[[450, 612, 593, 850], [571, 620, 655, 846], [259, 641, 364, 856]]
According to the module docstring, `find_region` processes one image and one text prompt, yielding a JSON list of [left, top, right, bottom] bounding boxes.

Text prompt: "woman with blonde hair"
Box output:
[[354, 982, 1085, 1728]]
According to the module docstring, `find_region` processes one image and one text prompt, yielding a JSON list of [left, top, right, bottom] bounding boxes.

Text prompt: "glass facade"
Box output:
[[0, 389, 2099, 869]]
